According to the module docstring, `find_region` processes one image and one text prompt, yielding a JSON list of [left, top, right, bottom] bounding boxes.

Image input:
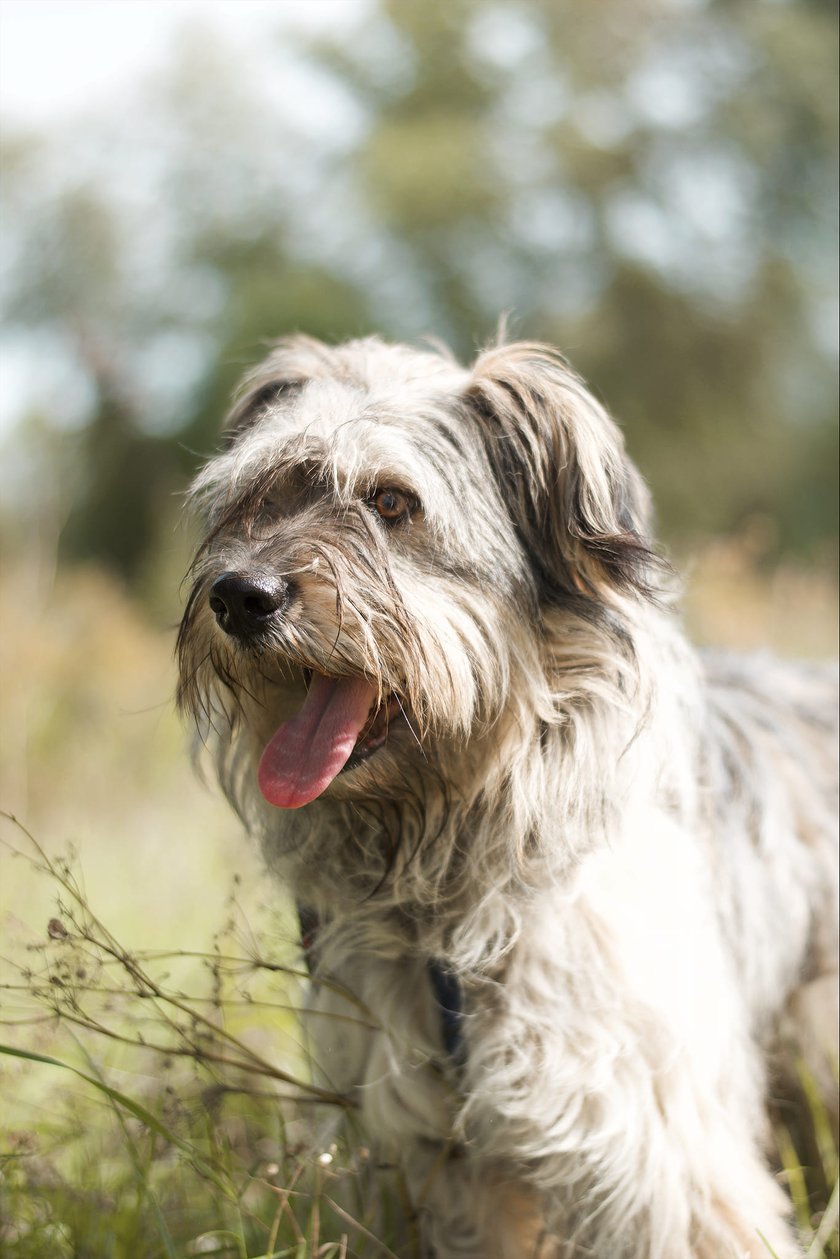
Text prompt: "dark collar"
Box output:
[[297, 905, 465, 1064]]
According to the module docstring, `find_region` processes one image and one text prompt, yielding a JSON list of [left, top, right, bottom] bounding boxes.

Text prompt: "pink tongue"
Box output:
[[258, 673, 378, 809]]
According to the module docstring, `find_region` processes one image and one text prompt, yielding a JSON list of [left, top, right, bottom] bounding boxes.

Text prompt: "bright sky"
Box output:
[[0, 0, 372, 437], [0, 0, 368, 125]]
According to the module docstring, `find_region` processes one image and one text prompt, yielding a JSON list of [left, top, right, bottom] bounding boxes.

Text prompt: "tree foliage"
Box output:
[[1, 0, 836, 580]]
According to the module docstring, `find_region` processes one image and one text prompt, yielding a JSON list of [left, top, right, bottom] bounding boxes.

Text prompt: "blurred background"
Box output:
[[1, 0, 838, 947], [1, 0, 838, 946], [0, 1, 837, 1251]]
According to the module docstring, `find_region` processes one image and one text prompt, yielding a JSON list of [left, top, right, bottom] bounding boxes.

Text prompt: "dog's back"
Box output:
[[701, 650, 838, 1099]]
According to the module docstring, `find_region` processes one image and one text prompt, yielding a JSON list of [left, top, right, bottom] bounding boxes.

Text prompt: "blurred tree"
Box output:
[[0, 0, 836, 581], [321, 0, 838, 556]]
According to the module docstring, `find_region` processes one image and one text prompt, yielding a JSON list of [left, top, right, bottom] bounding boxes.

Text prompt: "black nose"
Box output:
[[209, 571, 290, 639]]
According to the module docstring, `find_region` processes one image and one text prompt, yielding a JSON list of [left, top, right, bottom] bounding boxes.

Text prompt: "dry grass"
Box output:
[[0, 550, 406, 1256], [0, 544, 837, 1256], [681, 537, 838, 658], [0, 554, 266, 949]]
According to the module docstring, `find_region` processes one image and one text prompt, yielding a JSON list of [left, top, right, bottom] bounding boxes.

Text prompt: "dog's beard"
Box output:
[[177, 557, 431, 813]]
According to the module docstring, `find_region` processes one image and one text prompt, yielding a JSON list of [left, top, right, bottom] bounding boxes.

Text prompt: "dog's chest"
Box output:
[[305, 940, 464, 1145]]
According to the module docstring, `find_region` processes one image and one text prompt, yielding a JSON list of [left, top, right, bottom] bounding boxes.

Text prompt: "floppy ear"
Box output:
[[221, 334, 337, 447], [466, 341, 656, 603]]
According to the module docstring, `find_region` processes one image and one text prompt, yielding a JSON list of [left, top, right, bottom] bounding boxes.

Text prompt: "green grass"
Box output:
[[0, 559, 837, 1256], [1, 818, 837, 1258], [0, 819, 405, 1258], [773, 1068, 840, 1259]]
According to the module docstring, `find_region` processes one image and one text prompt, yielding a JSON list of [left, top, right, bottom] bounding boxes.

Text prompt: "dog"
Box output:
[[177, 334, 838, 1258]]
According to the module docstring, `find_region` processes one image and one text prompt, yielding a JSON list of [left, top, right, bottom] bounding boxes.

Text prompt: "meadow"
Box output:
[[1, 543, 837, 1257]]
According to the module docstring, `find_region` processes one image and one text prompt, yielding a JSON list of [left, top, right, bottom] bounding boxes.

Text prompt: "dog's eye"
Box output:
[[369, 487, 413, 523]]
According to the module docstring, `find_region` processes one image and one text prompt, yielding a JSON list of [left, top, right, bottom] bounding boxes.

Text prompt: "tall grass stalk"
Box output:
[[1, 815, 836, 1257]]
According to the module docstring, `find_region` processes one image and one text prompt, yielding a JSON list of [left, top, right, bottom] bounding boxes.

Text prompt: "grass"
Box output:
[[0, 551, 837, 1256], [2, 825, 837, 1258], [0, 818, 405, 1258]]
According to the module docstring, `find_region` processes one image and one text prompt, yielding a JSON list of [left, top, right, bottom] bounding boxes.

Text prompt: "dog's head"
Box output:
[[177, 335, 655, 815]]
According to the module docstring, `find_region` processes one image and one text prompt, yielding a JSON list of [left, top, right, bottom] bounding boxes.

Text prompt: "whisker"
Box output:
[[394, 694, 427, 762]]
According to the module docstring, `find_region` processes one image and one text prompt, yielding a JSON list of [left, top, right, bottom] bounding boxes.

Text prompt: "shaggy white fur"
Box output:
[[178, 335, 839, 1258]]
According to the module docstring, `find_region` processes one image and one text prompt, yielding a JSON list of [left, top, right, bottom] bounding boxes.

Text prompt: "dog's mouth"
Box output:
[[257, 672, 403, 810]]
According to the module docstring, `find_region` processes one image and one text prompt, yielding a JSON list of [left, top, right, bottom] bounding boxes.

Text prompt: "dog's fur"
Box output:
[[178, 334, 838, 1259]]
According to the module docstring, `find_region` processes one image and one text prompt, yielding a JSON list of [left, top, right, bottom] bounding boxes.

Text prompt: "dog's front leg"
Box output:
[[306, 950, 545, 1258], [400, 1142, 557, 1259]]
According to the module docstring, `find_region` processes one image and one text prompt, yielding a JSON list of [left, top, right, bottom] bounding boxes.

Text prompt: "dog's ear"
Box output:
[[466, 342, 656, 602], [221, 379, 302, 450], [221, 335, 337, 448]]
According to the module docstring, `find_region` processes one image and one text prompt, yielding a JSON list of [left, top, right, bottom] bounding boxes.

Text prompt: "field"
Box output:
[[1, 545, 837, 1257]]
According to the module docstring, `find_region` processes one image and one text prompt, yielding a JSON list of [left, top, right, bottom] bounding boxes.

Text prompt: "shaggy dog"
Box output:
[[177, 335, 838, 1259]]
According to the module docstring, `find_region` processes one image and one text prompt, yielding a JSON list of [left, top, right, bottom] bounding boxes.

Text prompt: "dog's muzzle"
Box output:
[[205, 569, 399, 809], [209, 570, 291, 641]]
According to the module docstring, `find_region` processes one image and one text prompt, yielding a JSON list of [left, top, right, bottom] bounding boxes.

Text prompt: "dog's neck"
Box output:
[[234, 602, 702, 969]]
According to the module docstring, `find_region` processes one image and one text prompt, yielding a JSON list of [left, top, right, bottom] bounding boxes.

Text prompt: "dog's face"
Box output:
[[177, 336, 653, 814]]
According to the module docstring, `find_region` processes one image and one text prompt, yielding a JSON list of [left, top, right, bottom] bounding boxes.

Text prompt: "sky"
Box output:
[[0, 0, 371, 435], [0, 0, 368, 126]]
